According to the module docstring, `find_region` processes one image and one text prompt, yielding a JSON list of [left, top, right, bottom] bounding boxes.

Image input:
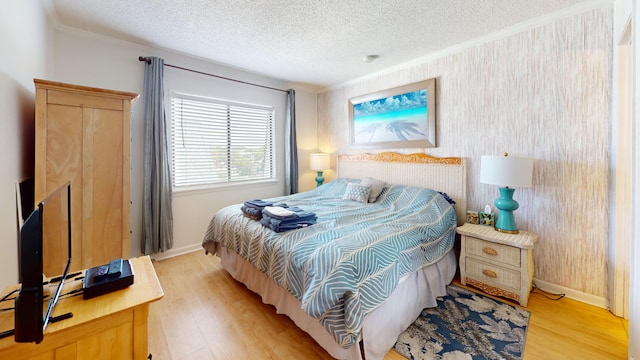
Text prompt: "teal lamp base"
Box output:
[[315, 171, 325, 187], [494, 187, 520, 234]]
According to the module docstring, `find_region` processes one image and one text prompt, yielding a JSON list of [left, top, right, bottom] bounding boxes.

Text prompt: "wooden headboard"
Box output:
[[337, 152, 467, 225]]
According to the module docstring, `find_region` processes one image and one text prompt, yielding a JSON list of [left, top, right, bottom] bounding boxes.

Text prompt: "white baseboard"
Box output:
[[533, 278, 609, 310], [150, 243, 204, 261]]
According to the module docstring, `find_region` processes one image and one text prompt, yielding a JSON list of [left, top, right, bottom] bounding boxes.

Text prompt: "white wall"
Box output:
[[51, 26, 318, 259], [0, 1, 53, 288]]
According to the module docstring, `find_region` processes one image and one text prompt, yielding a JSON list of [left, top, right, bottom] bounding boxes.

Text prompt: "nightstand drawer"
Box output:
[[465, 237, 521, 267], [464, 257, 521, 290]]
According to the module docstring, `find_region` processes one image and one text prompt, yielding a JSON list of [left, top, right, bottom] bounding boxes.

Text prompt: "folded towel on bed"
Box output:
[[263, 206, 296, 219], [242, 200, 289, 220], [241, 205, 263, 220], [243, 199, 272, 210], [260, 217, 317, 232], [278, 207, 315, 219], [260, 206, 317, 232], [245, 199, 272, 207], [269, 215, 317, 226]]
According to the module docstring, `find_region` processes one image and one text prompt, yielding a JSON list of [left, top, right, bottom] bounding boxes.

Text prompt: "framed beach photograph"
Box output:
[[348, 78, 436, 149]]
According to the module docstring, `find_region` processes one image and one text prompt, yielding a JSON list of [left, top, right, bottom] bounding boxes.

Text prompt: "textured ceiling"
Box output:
[[48, 0, 596, 89]]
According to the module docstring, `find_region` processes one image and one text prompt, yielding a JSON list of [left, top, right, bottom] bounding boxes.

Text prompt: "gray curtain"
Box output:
[[142, 56, 174, 254], [285, 89, 298, 195]]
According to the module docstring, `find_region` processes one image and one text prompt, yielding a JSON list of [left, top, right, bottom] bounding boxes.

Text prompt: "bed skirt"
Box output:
[[210, 244, 456, 360]]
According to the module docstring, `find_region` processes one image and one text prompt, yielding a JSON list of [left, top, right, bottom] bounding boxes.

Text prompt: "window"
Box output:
[[170, 93, 275, 188]]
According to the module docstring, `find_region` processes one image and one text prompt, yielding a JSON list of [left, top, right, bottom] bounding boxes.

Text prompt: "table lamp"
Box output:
[[309, 153, 330, 187], [479, 153, 534, 234]]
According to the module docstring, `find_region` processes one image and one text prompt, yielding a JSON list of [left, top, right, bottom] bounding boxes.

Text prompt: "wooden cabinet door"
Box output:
[[35, 79, 137, 272], [37, 99, 84, 274], [82, 107, 126, 267]]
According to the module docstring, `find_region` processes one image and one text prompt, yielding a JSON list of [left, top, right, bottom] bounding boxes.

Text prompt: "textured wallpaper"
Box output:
[[317, 8, 612, 298]]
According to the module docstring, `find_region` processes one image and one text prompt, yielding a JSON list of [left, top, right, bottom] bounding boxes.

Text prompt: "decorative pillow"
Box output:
[[359, 177, 387, 203], [342, 183, 371, 203], [438, 191, 456, 205]]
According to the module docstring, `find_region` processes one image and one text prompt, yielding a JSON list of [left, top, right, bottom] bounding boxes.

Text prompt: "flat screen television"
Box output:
[[14, 182, 72, 343]]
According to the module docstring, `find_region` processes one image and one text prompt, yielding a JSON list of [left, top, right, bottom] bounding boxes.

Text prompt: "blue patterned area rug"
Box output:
[[393, 285, 530, 360]]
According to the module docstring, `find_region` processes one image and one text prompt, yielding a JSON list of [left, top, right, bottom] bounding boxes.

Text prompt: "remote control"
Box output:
[[107, 258, 123, 278], [94, 265, 109, 282]]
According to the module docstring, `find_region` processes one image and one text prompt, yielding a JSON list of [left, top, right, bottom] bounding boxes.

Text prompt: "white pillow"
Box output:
[[343, 183, 371, 203], [360, 177, 386, 203]]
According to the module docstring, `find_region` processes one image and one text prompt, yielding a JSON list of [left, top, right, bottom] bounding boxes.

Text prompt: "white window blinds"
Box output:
[[170, 93, 275, 188]]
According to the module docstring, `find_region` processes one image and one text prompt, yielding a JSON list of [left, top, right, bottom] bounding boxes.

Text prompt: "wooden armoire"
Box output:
[[34, 79, 139, 274]]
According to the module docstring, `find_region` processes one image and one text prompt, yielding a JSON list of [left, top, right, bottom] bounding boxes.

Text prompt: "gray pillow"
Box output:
[[360, 177, 386, 203], [343, 183, 371, 203]]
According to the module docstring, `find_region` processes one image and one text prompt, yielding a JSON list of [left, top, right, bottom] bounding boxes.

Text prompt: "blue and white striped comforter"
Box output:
[[202, 178, 457, 347]]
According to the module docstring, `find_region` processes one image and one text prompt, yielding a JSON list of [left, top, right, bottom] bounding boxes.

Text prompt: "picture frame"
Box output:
[[348, 78, 436, 149]]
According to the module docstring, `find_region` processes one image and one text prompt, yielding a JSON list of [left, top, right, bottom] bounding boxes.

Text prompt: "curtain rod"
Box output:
[[138, 56, 287, 93]]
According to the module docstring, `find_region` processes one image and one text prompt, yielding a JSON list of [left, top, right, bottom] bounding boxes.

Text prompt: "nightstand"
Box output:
[[457, 223, 537, 307]]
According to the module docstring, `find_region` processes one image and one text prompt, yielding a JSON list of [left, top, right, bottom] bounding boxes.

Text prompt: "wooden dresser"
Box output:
[[0, 256, 163, 359], [457, 223, 538, 306], [34, 79, 139, 273]]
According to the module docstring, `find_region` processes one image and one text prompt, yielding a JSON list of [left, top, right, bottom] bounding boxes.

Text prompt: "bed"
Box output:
[[202, 152, 466, 360]]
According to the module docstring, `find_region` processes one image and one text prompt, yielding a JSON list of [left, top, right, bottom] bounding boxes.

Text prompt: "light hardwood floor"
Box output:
[[148, 251, 628, 359]]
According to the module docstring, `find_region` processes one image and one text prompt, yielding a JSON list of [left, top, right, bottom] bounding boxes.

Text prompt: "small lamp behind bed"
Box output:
[[309, 153, 330, 187]]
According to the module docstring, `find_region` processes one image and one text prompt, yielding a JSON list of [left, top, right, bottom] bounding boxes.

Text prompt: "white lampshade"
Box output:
[[309, 153, 330, 171], [480, 155, 534, 188]]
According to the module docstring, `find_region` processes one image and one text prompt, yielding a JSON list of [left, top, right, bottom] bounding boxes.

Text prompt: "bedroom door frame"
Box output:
[[610, 10, 632, 320], [629, 0, 640, 356]]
